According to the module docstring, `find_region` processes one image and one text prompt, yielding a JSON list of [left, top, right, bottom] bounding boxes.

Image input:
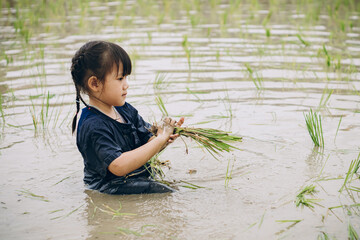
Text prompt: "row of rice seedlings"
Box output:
[[28, 92, 69, 131], [295, 184, 321, 209], [304, 109, 324, 147], [29, 92, 52, 131], [339, 152, 360, 193]]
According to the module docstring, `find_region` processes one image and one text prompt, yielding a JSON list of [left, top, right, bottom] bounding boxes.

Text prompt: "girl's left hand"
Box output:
[[167, 117, 184, 143]]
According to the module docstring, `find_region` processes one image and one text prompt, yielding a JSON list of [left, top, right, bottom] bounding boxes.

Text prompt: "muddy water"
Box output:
[[0, 1, 360, 239]]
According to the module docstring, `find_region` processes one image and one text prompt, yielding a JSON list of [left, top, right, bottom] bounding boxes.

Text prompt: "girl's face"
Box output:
[[99, 62, 129, 107]]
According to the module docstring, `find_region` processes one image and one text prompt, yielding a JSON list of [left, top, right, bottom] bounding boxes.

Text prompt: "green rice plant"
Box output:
[[0, 94, 5, 125], [225, 157, 235, 187], [155, 95, 168, 116], [334, 116, 342, 141], [101, 225, 157, 237], [296, 34, 310, 47], [18, 189, 49, 202], [317, 231, 330, 240], [265, 28, 271, 38], [182, 35, 191, 71], [262, 10, 272, 26], [318, 88, 333, 109], [339, 152, 360, 193], [245, 63, 263, 90], [29, 92, 54, 131], [348, 222, 359, 240], [180, 180, 207, 189], [295, 184, 320, 209], [304, 109, 324, 147], [258, 210, 266, 229], [276, 219, 302, 223], [150, 123, 242, 159], [323, 44, 331, 67], [89, 198, 136, 220], [114, 227, 142, 237], [153, 73, 168, 92]]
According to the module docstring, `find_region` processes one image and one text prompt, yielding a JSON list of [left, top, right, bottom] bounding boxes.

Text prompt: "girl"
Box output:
[[71, 40, 184, 194]]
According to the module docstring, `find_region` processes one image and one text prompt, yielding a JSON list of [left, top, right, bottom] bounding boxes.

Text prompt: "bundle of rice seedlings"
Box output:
[[295, 184, 321, 209], [149, 124, 242, 159], [304, 109, 324, 147]]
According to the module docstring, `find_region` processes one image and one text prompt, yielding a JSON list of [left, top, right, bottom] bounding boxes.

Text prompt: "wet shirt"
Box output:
[[76, 102, 153, 192]]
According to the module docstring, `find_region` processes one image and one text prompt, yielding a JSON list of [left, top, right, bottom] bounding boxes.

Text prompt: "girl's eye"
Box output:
[[118, 77, 124, 81]]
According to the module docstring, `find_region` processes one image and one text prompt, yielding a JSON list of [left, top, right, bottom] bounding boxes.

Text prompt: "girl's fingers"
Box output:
[[176, 117, 185, 127]]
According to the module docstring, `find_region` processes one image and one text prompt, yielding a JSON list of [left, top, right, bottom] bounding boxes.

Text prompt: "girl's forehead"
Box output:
[[110, 62, 124, 77]]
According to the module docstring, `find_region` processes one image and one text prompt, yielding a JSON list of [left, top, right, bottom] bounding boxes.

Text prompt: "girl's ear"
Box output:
[[87, 76, 102, 92]]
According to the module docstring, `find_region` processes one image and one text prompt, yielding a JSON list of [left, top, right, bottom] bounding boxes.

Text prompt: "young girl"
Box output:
[[70, 40, 184, 194]]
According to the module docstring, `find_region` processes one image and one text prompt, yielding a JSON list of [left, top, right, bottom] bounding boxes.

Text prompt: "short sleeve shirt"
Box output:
[[76, 102, 153, 191]]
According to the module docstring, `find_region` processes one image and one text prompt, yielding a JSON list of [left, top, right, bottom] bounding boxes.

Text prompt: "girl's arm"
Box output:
[[108, 118, 176, 176]]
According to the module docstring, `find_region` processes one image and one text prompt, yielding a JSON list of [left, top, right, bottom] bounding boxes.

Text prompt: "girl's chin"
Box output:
[[117, 101, 126, 106]]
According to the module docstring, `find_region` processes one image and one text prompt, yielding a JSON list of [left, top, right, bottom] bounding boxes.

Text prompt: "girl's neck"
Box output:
[[89, 97, 114, 117]]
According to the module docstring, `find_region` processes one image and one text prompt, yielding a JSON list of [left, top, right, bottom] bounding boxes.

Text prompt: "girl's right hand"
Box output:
[[157, 117, 176, 139]]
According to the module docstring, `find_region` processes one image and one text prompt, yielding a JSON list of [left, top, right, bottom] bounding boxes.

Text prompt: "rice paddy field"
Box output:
[[1, 0, 360, 239]]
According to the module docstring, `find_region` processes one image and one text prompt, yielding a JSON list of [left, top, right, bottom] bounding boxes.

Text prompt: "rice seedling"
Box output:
[[323, 44, 331, 67], [318, 88, 333, 110], [265, 28, 271, 38], [89, 198, 136, 220], [18, 189, 49, 202], [180, 180, 207, 189], [258, 210, 266, 229], [317, 231, 330, 240], [276, 219, 302, 223], [182, 35, 191, 71], [348, 222, 359, 240], [153, 73, 168, 93], [262, 10, 272, 26], [51, 204, 85, 220], [155, 95, 168, 116], [304, 109, 324, 147], [339, 152, 360, 193], [296, 34, 310, 47], [245, 63, 263, 90], [113, 227, 142, 237], [295, 184, 321, 209], [334, 116, 342, 141], [225, 157, 235, 188], [29, 91, 54, 131], [0, 94, 5, 125]]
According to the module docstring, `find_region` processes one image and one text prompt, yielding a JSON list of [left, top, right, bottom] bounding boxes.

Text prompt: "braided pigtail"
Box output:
[[71, 87, 81, 134]]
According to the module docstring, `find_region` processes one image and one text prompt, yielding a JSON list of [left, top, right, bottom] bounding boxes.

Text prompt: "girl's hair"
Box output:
[[70, 40, 132, 134]]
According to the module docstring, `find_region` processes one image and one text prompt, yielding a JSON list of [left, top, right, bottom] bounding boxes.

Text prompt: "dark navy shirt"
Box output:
[[76, 102, 153, 192]]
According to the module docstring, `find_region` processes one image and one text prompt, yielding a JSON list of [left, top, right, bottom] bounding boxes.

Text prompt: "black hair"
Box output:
[[70, 40, 132, 134]]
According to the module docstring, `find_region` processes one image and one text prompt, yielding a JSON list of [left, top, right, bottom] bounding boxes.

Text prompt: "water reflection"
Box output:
[[84, 190, 186, 239], [305, 147, 325, 179]]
